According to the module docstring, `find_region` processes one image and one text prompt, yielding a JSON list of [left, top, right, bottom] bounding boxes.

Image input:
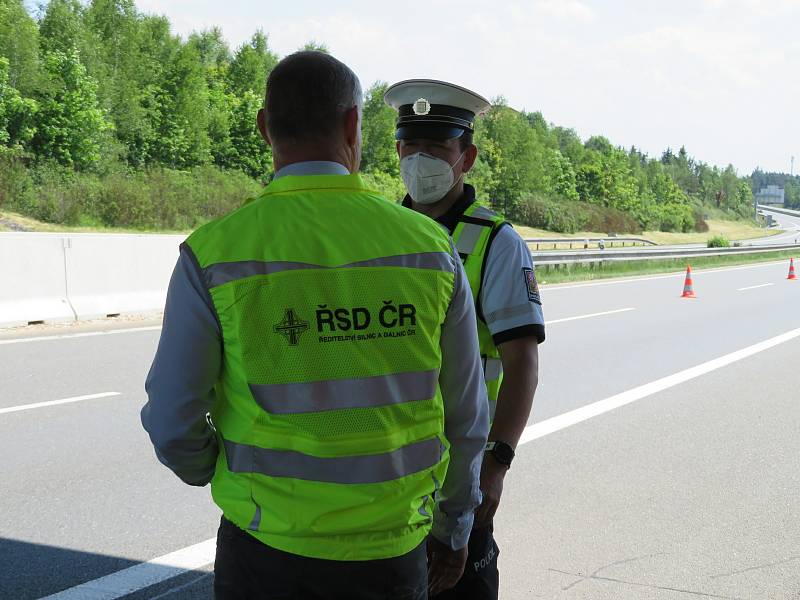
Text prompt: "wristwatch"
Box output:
[[485, 441, 515, 468]]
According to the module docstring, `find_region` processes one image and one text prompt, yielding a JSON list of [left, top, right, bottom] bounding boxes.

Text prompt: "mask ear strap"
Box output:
[[447, 152, 467, 193], [452, 150, 467, 181]]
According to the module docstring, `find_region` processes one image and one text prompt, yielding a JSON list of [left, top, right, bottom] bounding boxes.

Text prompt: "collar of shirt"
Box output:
[[401, 184, 477, 234], [273, 161, 350, 179]]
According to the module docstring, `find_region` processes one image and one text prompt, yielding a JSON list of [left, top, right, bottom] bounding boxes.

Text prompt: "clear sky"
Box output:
[[131, 0, 799, 175]]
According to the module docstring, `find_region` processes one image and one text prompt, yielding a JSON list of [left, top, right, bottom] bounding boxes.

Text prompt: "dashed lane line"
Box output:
[[547, 307, 635, 324], [737, 283, 774, 291], [0, 392, 121, 415], [0, 326, 161, 345]]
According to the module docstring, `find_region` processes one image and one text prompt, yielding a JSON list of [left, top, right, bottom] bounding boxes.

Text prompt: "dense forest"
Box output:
[[0, 0, 795, 234]]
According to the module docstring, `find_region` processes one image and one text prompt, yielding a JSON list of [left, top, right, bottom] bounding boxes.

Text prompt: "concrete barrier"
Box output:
[[64, 233, 184, 320], [0, 233, 76, 327], [0, 232, 185, 328]]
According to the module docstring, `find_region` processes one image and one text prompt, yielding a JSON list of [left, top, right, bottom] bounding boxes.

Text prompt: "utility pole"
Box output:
[[791, 156, 795, 177]]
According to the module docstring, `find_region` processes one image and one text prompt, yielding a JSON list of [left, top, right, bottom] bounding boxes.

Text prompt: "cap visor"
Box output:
[[395, 125, 466, 141]]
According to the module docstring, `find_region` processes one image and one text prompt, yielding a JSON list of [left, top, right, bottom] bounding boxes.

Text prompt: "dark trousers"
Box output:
[[214, 517, 428, 600], [431, 525, 499, 600]]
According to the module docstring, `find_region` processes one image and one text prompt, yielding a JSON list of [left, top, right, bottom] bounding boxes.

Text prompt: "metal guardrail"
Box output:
[[524, 236, 656, 250], [531, 242, 800, 265], [757, 204, 800, 218]]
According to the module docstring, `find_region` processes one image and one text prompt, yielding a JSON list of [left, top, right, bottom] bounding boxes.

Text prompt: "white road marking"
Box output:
[[0, 325, 161, 345], [0, 392, 120, 415], [518, 326, 800, 446], [548, 307, 635, 325], [542, 259, 789, 291], [40, 538, 217, 600], [737, 283, 774, 291]]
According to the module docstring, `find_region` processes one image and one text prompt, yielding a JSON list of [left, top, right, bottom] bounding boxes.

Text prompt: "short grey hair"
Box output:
[[264, 51, 362, 143]]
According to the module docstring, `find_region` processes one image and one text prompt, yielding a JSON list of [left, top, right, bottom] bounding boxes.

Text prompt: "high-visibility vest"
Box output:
[[185, 174, 455, 561], [451, 202, 507, 423]]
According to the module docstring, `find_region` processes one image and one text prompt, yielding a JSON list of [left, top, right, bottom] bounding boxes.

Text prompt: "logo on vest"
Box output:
[[273, 308, 309, 345]]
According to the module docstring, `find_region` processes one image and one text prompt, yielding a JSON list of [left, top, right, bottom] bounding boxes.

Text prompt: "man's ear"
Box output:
[[257, 108, 271, 146], [395, 140, 402, 158], [462, 144, 478, 173], [343, 105, 360, 147]]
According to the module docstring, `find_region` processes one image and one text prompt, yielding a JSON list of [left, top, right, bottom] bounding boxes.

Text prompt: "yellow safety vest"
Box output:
[[185, 174, 455, 560]]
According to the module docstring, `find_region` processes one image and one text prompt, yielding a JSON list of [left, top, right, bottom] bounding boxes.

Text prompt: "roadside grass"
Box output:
[[516, 219, 780, 249], [0, 210, 190, 235], [537, 250, 798, 285]]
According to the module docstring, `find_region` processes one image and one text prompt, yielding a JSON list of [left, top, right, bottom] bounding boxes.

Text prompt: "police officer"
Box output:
[[142, 54, 489, 599], [386, 80, 545, 599]]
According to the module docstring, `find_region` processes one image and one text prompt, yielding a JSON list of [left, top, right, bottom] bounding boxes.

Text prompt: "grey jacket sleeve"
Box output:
[[431, 239, 490, 549], [141, 246, 222, 486]]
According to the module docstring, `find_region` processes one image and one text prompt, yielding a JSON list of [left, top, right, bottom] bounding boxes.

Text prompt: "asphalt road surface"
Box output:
[[2, 257, 799, 599]]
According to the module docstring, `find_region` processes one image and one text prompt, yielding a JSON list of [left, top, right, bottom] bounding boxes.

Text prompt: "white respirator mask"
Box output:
[[400, 151, 466, 205]]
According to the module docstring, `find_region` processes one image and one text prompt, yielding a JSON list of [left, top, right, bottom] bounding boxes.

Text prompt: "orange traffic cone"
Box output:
[[681, 266, 696, 298], [789, 258, 797, 281]]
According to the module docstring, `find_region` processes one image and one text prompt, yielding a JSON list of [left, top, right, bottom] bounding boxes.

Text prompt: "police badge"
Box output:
[[412, 98, 431, 116], [522, 267, 541, 305]]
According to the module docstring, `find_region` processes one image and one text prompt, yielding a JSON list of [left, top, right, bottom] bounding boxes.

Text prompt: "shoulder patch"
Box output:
[[522, 267, 541, 305]]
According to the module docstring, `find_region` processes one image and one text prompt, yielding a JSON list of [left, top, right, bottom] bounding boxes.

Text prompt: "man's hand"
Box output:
[[427, 535, 467, 596], [474, 454, 507, 528]]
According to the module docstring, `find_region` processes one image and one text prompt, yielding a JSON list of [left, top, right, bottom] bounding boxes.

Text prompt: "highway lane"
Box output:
[[0, 330, 219, 599], [1, 258, 799, 598], [499, 335, 800, 599], [535, 259, 800, 419]]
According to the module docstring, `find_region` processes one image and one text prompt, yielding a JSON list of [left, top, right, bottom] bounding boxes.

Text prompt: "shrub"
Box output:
[[693, 208, 710, 233], [582, 203, 642, 234], [656, 202, 694, 232], [516, 194, 642, 234], [0, 150, 34, 212], [516, 195, 588, 234], [5, 163, 262, 230], [707, 235, 730, 248]]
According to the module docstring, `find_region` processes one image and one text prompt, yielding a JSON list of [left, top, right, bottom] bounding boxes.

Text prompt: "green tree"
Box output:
[[39, 0, 84, 56], [299, 41, 329, 53], [360, 81, 398, 177], [151, 42, 211, 168], [552, 126, 584, 165], [0, 56, 37, 151], [227, 31, 278, 98], [0, 0, 41, 95], [188, 27, 231, 70], [545, 149, 578, 200], [784, 177, 800, 209], [31, 48, 112, 169], [219, 89, 272, 180], [475, 100, 549, 216]]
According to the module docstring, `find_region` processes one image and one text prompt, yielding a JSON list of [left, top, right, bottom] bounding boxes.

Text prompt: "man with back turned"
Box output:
[[142, 53, 489, 598]]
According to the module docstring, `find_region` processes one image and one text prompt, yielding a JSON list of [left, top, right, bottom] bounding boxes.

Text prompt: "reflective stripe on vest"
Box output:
[[249, 369, 438, 414], [224, 436, 444, 485], [455, 224, 486, 255], [204, 252, 454, 289], [484, 357, 502, 381]]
